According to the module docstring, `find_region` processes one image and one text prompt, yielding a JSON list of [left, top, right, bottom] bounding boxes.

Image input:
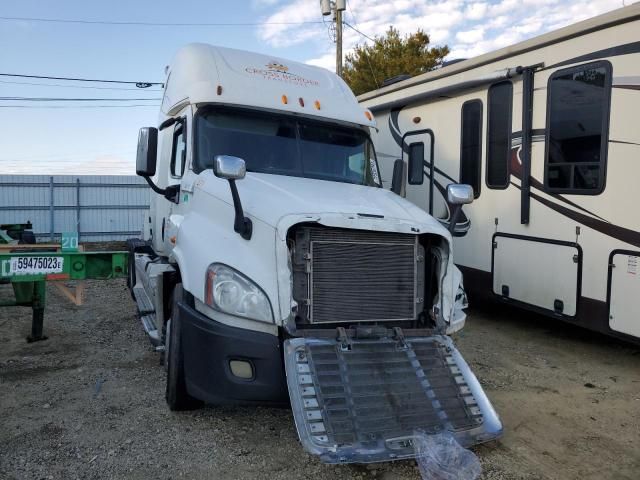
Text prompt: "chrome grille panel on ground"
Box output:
[[292, 227, 424, 324], [284, 335, 503, 464]]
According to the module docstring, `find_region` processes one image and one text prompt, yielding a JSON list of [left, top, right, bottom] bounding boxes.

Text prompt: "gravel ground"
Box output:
[[0, 279, 639, 480]]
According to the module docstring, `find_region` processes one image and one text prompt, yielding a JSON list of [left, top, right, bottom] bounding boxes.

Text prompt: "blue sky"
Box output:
[[0, 0, 627, 175]]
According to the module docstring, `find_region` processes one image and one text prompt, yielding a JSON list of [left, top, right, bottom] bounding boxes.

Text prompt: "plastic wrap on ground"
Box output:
[[414, 431, 482, 480]]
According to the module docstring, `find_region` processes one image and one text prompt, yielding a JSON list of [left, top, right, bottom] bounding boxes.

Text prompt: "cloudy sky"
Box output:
[[0, 0, 629, 175]]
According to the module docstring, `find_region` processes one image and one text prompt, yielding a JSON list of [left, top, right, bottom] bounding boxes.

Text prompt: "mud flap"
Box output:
[[284, 333, 502, 464]]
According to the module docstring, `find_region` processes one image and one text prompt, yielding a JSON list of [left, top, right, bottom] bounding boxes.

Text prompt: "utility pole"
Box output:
[[320, 0, 346, 77], [335, 7, 343, 77]]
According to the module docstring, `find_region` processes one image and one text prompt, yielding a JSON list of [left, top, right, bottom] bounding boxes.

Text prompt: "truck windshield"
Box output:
[[195, 109, 380, 186]]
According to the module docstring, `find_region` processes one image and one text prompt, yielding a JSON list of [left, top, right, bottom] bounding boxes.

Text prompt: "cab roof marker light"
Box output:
[[217, 85, 223, 95], [314, 100, 321, 110], [364, 110, 373, 121], [281, 94, 288, 105], [298, 97, 305, 107]]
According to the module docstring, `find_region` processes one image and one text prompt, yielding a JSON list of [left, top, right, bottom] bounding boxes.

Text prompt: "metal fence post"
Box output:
[[76, 178, 81, 239], [49, 176, 55, 242]]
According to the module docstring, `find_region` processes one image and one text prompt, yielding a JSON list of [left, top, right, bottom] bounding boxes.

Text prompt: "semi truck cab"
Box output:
[[129, 43, 502, 464]]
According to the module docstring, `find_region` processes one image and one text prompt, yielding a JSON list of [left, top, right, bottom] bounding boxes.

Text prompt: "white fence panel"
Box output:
[[0, 175, 150, 242]]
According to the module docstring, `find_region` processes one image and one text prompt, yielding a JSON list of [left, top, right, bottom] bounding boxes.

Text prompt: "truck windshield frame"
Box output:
[[193, 106, 381, 187]]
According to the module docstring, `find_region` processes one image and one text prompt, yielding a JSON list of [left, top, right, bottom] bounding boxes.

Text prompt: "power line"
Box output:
[[0, 97, 161, 102], [0, 79, 162, 91], [0, 15, 324, 27], [344, 1, 380, 89], [0, 73, 162, 87], [344, 21, 377, 43]]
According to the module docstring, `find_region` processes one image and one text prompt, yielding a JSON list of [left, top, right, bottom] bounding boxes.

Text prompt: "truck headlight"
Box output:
[[205, 264, 273, 322]]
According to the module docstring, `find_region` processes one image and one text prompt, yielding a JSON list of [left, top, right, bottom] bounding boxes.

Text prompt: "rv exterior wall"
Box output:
[[362, 5, 640, 342]]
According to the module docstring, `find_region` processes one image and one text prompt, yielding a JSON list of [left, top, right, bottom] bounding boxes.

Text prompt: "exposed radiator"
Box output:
[[292, 227, 424, 324]]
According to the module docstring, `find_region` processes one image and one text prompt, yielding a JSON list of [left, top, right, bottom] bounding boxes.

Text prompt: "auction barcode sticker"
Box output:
[[9, 256, 64, 275]]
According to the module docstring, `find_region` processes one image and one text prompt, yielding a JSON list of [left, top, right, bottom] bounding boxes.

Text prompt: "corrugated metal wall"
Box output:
[[0, 175, 150, 242]]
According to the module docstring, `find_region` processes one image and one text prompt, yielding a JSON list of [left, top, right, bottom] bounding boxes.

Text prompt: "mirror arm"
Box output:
[[448, 206, 462, 234], [142, 176, 179, 203], [228, 179, 253, 240], [143, 175, 166, 196]]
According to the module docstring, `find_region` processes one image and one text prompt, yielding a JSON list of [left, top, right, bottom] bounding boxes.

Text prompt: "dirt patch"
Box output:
[[0, 280, 638, 479]]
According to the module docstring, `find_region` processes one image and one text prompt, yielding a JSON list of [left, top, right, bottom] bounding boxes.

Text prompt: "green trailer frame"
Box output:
[[0, 250, 128, 342]]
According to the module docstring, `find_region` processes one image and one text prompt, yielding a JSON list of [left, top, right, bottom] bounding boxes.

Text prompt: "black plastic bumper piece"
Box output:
[[178, 300, 288, 406]]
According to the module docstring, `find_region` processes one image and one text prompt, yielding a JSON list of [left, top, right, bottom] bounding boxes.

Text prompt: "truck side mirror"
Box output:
[[213, 155, 252, 240], [136, 127, 158, 177], [390, 159, 406, 196], [446, 184, 473, 235], [213, 155, 246, 180], [407, 142, 424, 185], [447, 184, 474, 205]]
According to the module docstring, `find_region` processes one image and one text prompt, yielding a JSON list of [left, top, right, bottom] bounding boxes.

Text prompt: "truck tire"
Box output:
[[165, 284, 202, 411]]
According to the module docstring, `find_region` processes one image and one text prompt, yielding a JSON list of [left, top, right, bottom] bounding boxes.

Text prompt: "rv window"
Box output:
[[545, 62, 611, 194], [460, 100, 483, 198], [170, 124, 187, 178], [486, 82, 512, 189]]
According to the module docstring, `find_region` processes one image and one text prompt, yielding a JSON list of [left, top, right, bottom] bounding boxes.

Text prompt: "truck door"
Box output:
[[161, 118, 188, 254], [150, 107, 192, 255], [283, 330, 502, 463]]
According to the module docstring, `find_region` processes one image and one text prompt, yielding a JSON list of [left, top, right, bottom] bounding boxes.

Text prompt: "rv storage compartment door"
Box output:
[[609, 251, 640, 338], [284, 334, 502, 464], [492, 234, 580, 316]]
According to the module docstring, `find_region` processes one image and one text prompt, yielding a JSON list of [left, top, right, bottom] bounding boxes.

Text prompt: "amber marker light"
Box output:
[[281, 95, 288, 104], [204, 269, 216, 306], [314, 100, 321, 110], [364, 111, 373, 121]]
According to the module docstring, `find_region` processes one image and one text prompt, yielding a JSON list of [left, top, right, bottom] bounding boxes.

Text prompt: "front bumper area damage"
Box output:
[[284, 330, 502, 464]]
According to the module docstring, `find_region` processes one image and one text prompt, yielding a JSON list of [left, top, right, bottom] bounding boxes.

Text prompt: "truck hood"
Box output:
[[197, 171, 449, 237]]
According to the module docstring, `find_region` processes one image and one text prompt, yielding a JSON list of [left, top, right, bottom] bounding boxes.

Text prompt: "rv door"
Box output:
[[284, 329, 502, 464]]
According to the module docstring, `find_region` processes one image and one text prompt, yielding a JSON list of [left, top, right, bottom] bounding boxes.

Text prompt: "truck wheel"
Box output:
[[165, 284, 202, 411]]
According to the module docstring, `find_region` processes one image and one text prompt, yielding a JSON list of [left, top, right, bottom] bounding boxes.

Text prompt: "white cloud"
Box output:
[[2, 155, 135, 175], [252, 0, 282, 9], [257, 0, 323, 48], [255, 0, 624, 74], [487, 15, 509, 29], [465, 2, 488, 20], [305, 53, 335, 70], [449, 0, 622, 60], [488, 0, 519, 16], [456, 27, 485, 44]]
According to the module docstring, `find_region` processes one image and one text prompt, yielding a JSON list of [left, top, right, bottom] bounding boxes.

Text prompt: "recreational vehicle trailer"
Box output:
[[129, 44, 502, 463], [361, 4, 640, 344]]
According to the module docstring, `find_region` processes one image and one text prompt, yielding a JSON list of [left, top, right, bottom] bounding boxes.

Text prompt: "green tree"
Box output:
[[343, 27, 450, 96]]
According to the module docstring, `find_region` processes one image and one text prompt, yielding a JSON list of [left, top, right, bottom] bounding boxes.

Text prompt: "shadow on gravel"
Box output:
[[467, 299, 640, 353]]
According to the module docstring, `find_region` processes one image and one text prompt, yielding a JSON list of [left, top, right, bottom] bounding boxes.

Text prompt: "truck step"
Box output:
[[140, 313, 163, 348], [133, 286, 155, 314]]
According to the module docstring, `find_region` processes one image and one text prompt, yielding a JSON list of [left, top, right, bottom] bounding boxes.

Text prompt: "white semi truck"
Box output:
[[129, 43, 502, 464]]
